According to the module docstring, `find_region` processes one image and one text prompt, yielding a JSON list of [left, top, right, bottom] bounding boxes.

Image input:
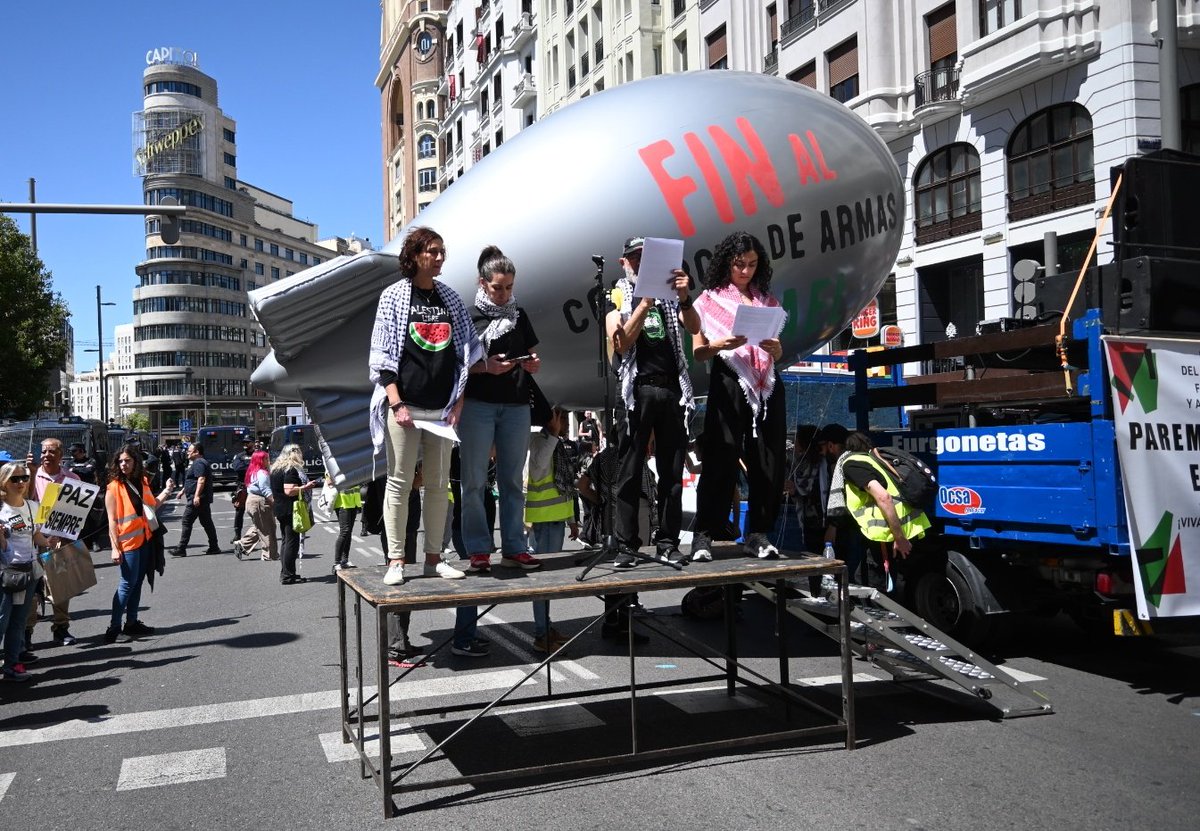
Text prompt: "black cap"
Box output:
[[622, 236, 645, 256], [69, 442, 85, 451], [816, 424, 849, 444]]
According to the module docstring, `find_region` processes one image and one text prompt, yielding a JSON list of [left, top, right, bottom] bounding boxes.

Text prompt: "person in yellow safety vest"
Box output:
[[525, 406, 580, 654], [836, 431, 931, 560]]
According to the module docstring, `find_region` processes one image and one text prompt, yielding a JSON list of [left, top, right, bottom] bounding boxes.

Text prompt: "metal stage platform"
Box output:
[[336, 549, 854, 817]]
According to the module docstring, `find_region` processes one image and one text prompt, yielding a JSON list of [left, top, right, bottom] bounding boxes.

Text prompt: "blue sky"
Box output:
[[0, 2, 383, 370]]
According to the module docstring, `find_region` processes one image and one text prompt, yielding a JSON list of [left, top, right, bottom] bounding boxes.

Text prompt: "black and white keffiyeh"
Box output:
[[368, 278, 482, 453], [613, 276, 694, 424], [473, 287, 519, 348]]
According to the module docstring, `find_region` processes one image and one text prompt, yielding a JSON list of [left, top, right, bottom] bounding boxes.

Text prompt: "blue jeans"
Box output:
[[1, 579, 32, 665], [454, 521, 562, 647], [459, 399, 530, 556], [111, 545, 148, 630]]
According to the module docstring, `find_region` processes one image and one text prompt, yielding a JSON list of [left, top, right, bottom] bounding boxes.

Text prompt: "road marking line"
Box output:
[[324, 526, 336, 534], [797, 673, 883, 687], [319, 725, 426, 761], [459, 610, 600, 680], [0, 772, 14, 803], [0, 668, 564, 749], [498, 704, 605, 737], [996, 667, 1046, 683], [116, 747, 226, 791], [654, 685, 767, 714]]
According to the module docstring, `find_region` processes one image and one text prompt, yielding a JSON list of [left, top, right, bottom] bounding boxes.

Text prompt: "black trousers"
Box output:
[[615, 383, 686, 549], [334, 507, 358, 564], [277, 517, 300, 580], [696, 362, 786, 537], [177, 500, 219, 551]]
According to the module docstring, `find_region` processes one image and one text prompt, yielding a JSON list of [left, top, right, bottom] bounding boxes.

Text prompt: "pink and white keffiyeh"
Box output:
[[694, 282, 786, 426]]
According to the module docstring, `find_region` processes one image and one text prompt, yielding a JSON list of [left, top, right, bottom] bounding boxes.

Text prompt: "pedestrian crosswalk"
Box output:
[[0, 657, 1048, 799]]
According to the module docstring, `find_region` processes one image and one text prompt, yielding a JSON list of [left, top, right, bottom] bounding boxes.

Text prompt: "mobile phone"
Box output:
[[504, 354, 534, 362]]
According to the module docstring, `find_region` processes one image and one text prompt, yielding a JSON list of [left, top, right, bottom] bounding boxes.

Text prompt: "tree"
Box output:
[[0, 215, 70, 418], [124, 411, 151, 432]]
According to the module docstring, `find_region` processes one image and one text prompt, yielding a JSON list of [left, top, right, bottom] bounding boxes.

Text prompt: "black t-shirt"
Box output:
[[606, 297, 679, 380], [398, 288, 456, 410], [843, 457, 885, 493], [232, 451, 252, 478], [465, 308, 539, 404], [270, 467, 303, 519], [184, 458, 213, 502]]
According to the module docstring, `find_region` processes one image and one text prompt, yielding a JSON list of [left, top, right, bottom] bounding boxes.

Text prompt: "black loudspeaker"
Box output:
[[1111, 150, 1200, 261], [1099, 256, 1200, 334]]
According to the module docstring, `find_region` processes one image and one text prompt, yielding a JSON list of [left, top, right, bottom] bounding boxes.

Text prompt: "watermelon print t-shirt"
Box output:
[[399, 290, 455, 409]]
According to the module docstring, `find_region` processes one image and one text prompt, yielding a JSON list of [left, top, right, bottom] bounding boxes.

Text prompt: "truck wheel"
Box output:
[[914, 565, 1001, 648]]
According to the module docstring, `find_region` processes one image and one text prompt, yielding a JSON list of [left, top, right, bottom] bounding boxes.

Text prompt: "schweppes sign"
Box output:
[[136, 115, 203, 169]]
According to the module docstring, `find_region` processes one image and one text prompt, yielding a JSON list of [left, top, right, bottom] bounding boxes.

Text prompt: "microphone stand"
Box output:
[[578, 256, 682, 580]]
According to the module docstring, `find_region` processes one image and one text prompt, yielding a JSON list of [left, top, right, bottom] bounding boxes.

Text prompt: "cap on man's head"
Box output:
[[817, 424, 849, 444], [69, 442, 85, 452], [622, 236, 645, 257]]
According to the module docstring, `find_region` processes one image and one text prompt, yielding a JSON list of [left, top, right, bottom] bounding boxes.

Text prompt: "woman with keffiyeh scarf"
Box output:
[[368, 227, 482, 587], [690, 231, 789, 561], [451, 245, 544, 657]]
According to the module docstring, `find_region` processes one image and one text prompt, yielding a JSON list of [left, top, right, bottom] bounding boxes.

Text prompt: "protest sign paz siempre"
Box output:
[[37, 480, 100, 542]]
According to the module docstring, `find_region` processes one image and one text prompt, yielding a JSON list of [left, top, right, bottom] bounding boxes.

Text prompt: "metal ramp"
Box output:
[[750, 582, 1053, 719]]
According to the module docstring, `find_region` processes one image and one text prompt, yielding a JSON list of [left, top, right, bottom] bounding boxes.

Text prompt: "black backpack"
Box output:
[[872, 446, 937, 508], [681, 586, 729, 619]]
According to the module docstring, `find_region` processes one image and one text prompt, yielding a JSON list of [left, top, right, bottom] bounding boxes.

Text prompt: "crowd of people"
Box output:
[[0, 224, 918, 682]]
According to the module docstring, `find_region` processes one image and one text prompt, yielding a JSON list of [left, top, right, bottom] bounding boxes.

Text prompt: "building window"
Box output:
[[827, 37, 859, 103], [224, 176, 237, 190], [1182, 83, 1200, 154], [705, 25, 727, 70], [299, 253, 308, 265], [223, 128, 236, 142], [418, 134, 436, 159], [240, 258, 248, 269], [240, 234, 247, 247], [271, 267, 280, 280], [914, 143, 982, 245], [270, 243, 279, 256], [1006, 102, 1094, 221], [313, 257, 322, 265], [145, 80, 203, 98], [284, 248, 294, 261], [980, 0, 1021, 36], [418, 169, 437, 192], [145, 188, 233, 218], [255, 263, 264, 275], [254, 238, 264, 252], [787, 61, 816, 89]]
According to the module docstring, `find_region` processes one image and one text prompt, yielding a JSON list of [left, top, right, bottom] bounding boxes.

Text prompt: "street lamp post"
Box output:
[[96, 285, 116, 424]]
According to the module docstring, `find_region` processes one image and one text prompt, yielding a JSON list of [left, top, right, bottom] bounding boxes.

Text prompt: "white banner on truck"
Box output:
[[1104, 335, 1200, 619]]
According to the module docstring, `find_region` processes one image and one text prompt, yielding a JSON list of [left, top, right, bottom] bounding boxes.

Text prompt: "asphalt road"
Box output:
[[1, 493, 1198, 830]]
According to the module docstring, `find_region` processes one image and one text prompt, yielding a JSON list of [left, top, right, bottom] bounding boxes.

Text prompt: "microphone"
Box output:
[[591, 254, 605, 268]]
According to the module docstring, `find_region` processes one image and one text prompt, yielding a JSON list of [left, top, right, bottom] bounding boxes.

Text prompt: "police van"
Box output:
[[269, 423, 325, 481], [196, 425, 254, 487], [0, 416, 112, 471]]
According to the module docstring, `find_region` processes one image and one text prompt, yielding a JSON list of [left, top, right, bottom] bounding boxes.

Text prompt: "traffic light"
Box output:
[[157, 195, 180, 244]]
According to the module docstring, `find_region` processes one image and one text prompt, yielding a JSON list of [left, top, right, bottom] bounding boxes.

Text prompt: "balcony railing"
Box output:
[[763, 47, 778, 74], [1007, 178, 1095, 222], [914, 66, 960, 108], [914, 211, 982, 246], [513, 72, 537, 106], [511, 12, 535, 49], [781, 3, 816, 44]]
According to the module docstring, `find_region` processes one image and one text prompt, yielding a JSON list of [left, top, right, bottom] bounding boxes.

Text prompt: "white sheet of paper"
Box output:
[[731, 304, 786, 344], [630, 237, 684, 301], [414, 419, 460, 443]]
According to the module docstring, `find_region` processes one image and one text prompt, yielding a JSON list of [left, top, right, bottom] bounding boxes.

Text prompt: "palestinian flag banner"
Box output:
[[1104, 335, 1200, 619]]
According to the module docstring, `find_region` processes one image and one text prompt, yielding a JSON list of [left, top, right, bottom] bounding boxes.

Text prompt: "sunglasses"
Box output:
[[9, 475, 30, 483]]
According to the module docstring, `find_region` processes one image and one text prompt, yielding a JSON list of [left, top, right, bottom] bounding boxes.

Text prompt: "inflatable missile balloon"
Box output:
[[250, 70, 904, 485]]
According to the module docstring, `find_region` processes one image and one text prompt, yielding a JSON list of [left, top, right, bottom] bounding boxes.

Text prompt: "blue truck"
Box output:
[[849, 250, 1199, 646]]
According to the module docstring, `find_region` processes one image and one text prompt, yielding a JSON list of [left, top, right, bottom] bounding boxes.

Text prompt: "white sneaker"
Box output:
[[425, 559, 466, 579], [745, 533, 779, 559], [383, 562, 405, 585], [690, 532, 713, 562]]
